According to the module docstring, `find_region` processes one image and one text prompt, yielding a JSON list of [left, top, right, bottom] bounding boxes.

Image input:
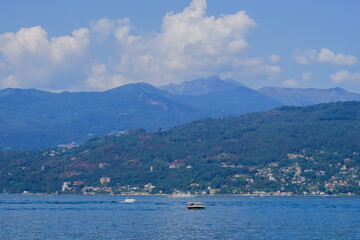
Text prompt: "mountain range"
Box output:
[[1, 75, 360, 150], [160, 75, 248, 95], [1, 101, 360, 194], [258, 86, 360, 106]]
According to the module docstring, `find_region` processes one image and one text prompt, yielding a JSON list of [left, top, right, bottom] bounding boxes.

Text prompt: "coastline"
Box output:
[[1, 193, 359, 197]]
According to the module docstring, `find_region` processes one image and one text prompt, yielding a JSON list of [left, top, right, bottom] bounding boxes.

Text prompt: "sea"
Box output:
[[0, 195, 359, 239]]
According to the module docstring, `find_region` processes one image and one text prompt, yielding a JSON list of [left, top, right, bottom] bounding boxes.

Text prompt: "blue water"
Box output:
[[0, 195, 359, 239]]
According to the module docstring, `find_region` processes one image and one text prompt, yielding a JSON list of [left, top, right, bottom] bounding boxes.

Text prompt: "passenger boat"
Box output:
[[184, 202, 205, 210], [124, 197, 136, 203]]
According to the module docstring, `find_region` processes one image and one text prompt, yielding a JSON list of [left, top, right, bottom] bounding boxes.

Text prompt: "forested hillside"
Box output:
[[1, 101, 359, 195], [0, 77, 281, 150]]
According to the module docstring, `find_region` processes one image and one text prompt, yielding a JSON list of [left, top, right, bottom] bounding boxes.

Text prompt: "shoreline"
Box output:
[[1, 193, 359, 197]]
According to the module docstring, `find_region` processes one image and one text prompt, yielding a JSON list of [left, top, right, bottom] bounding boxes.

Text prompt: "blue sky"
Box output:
[[0, 0, 359, 92]]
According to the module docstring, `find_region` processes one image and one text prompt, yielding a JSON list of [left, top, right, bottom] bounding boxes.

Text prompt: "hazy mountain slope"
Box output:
[[172, 86, 282, 115], [160, 76, 281, 115], [0, 78, 282, 150], [160, 76, 247, 95], [258, 86, 360, 106], [4, 76, 359, 150], [0, 83, 215, 150], [1, 101, 360, 194]]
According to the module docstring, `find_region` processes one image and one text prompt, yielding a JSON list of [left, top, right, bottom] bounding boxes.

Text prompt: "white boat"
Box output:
[[185, 202, 205, 210], [123, 197, 136, 203]]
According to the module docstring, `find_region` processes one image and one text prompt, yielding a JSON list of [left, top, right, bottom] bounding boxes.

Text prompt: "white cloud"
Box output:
[[294, 49, 317, 65], [268, 54, 280, 63], [0, 75, 18, 88], [318, 48, 357, 65], [86, 64, 131, 91], [0, 26, 89, 66], [0, 0, 281, 91], [159, 0, 254, 57], [331, 70, 360, 84], [86, 64, 110, 90], [280, 72, 311, 89], [113, 19, 140, 46], [99, 0, 280, 87], [283, 78, 298, 87], [330, 70, 349, 84], [301, 72, 312, 82], [50, 28, 89, 64], [0, 26, 90, 90], [90, 18, 115, 41], [294, 48, 357, 66]]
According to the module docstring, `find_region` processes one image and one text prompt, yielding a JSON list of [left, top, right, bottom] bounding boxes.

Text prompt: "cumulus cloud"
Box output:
[[1, 75, 18, 89], [160, 0, 254, 57], [0, 26, 90, 89], [283, 78, 298, 87], [90, 0, 281, 87], [294, 48, 358, 66], [294, 49, 317, 65], [0, 26, 89, 66], [280, 72, 311, 89], [90, 18, 115, 41], [0, 0, 281, 91], [331, 70, 360, 84], [268, 54, 280, 63], [301, 72, 312, 82], [330, 70, 350, 84], [318, 48, 358, 65], [86, 64, 131, 90]]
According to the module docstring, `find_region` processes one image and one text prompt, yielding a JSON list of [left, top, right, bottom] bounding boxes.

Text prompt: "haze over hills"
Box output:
[[171, 87, 282, 115], [160, 75, 247, 95], [258, 86, 360, 106], [0, 77, 281, 150], [1, 101, 360, 195], [162, 76, 282, 115], [0, 84, 214, 150], [1, 75, 360, 150], [162, 76, 360, 107]]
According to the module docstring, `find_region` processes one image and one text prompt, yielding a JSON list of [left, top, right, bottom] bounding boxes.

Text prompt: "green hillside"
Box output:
[[1, 101, 360, 195], [0, 84, 215, 150], [0, 78, 281, 150]]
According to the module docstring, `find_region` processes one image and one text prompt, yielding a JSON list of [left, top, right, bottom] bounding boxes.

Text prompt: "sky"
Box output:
[[0, 0, 360, 92]]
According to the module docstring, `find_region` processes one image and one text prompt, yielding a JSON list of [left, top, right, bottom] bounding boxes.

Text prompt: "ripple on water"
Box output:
[[0, 195, 359, 240]]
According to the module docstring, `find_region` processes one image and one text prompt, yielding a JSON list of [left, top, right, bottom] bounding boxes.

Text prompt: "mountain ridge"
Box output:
[[0, 84, 214, 150], [2, 76, 360, 150], [1, 101, 359, 195], [160, 75, 247, 95], [258, 86, 360, 106], [0, 77, 280, 150]]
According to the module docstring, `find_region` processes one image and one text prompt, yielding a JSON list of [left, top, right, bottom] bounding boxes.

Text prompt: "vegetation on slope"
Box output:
[[0, 101, 359, 195]]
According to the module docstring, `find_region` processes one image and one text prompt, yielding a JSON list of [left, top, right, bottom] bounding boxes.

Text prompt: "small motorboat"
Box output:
[[123, 197, 136, 203], [185, 202, 205, 210]]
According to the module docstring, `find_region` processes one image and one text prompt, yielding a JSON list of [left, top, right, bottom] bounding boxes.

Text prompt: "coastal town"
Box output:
[[60, 149, 360, 196]]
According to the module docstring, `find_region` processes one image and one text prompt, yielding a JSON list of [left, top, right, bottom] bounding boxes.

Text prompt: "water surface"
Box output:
[[0, 195, 359, 239]]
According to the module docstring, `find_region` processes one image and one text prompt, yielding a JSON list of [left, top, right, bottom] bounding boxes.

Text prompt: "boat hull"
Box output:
[[185, 206, 205, 210]]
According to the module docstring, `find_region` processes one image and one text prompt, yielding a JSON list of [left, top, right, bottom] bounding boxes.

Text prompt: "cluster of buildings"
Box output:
[[60, 150, 359, 196], [215, 150, 360, 195], [62, 177, 157, 195]]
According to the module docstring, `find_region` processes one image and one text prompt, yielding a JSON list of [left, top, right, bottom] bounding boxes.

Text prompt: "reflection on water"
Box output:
[[0, 195, 359, 239]]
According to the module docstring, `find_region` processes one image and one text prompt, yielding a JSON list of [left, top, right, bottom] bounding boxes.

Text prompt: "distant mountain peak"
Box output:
[[160, 76, 247, 95], [329, 87, 347, 92], [104, 82, 168, 96]]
